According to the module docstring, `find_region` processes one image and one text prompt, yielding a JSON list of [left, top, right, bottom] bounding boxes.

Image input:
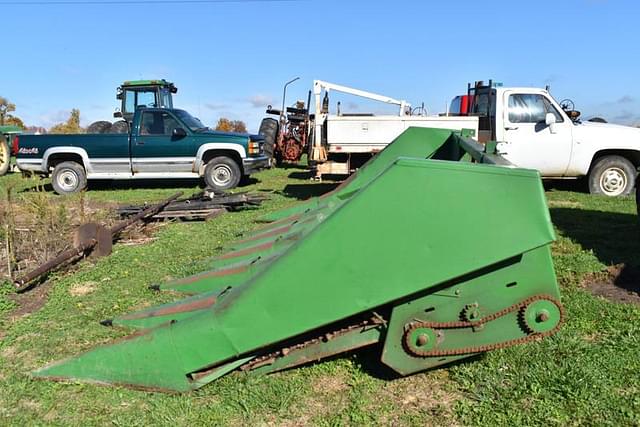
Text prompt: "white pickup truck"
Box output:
[[459, 81, 640, 196]]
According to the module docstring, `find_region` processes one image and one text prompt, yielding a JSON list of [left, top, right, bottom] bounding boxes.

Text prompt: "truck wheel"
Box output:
[[86, 121, 112, 134], [0, 139, 10, 176], [110, 120, 129, 134], [588, 155, 636, 197], [204, 156, 241, 191], [636, 175, 640, 218], [51, 161, 88, 195], [259, 118, 278, 161]]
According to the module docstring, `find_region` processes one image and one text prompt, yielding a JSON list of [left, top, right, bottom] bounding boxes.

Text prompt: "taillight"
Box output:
[[12, 135, 19, 155]]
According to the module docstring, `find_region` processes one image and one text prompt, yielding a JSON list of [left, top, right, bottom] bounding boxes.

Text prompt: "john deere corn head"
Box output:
[[35, 127, 563, 392]]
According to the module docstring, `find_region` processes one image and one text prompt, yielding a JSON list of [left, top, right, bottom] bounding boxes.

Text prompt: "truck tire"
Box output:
[[203, 156, 241, 191], [51, 161, 88, 195], [86, 121, 112, 134], [0, 139, 10, 176], [588, 155, 636, 197], [636, 175, 640, 218], [110, 120, 129, 134], [258, 118, 278, 161]]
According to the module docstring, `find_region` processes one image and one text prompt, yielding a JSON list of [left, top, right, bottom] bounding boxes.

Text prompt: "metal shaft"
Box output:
[[109, 192, 182, 235], [14, 240, 97, 290]]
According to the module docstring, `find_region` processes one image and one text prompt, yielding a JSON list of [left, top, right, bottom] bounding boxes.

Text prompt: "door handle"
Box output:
[[504, 126, 519, 131]]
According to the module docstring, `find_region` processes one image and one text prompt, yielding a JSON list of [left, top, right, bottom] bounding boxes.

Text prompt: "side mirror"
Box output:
[[545, 112, 557, 126], [172, 127, 187, 139], [545, 113, 557, 134], [113, 111, 123, 118]]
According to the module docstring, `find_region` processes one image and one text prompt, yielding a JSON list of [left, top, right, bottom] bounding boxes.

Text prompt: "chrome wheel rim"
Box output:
[[600, 167, 627, 196], [212, 165, 232, 187], [57, 169, 79, 192]]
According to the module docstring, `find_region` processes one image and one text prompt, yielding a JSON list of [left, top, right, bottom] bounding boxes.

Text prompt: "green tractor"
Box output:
[[86, 80, 178, 134], [0, 125, 22, 176]]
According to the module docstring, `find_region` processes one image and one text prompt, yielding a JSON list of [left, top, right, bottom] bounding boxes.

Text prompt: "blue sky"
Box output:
[[1, 0, 638, 131]]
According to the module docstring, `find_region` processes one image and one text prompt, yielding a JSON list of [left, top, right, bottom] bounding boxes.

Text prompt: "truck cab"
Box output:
[[459, 81, 640, 196]]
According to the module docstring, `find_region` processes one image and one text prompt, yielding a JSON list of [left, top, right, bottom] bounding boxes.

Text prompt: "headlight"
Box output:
[[248, 139, 261, 155]]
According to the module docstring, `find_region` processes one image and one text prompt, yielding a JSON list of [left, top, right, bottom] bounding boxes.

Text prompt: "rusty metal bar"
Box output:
[[109, 192, 182, 235], [14, 192, 182, 292], [14, 240, 98, 291]]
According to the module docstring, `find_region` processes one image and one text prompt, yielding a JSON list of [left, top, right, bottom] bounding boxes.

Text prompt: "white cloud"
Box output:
[[247, 95, 275, 108], [38, 110, 73, 128], [204, 103, 229, 111]]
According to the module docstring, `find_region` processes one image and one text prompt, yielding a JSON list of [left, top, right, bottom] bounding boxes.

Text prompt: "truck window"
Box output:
[[140, 111, 180, 135], [472, 91, 496, 117], [508, 94, 564, 124]]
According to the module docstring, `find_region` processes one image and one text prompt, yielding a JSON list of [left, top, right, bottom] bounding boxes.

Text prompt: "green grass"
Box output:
[[1, 170, 639, 426]]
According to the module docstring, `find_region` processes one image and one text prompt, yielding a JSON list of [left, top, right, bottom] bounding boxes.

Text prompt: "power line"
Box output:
[[0, 0, 303, 4]]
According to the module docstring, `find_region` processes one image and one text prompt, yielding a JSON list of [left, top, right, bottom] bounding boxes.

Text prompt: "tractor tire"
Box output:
[[203, 156, 241, 191], [110, 120, 129, 134], [86, 121, 113, 134], [259, 117, 278, 162], [51, 161, 88, 195], [588, 155, 636, 197], [0, 139, 10, 176]]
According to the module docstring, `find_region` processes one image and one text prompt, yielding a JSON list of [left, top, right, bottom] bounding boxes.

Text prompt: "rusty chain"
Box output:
[[402, 294, 565, 357]]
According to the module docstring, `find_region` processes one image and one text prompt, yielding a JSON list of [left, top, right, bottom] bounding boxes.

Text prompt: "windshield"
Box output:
[[173, 109, 207, 131]]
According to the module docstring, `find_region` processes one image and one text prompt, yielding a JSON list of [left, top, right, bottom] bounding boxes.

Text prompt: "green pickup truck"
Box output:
[[16, 108, 268, 194]]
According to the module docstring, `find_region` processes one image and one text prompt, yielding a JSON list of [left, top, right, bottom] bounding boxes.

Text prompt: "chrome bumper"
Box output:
[[242, 155, 270, 174]]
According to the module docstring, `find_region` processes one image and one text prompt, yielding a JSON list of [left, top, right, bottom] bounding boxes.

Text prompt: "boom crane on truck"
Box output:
[[310, 79, 412, 164]]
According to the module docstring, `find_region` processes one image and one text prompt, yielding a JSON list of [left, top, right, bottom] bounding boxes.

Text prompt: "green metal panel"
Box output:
[[34, 127, 562, 393], [0, 125, 22, 134], [122, 79, 174, 88], [381, 246, 558, 374], [259, 127, 459, 223]]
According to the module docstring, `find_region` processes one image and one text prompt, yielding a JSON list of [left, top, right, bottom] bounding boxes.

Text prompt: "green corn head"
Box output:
[[35, 127, 563, 392]]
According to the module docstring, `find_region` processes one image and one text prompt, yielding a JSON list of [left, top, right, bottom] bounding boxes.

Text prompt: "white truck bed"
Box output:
[[325, 115, 479, 153]]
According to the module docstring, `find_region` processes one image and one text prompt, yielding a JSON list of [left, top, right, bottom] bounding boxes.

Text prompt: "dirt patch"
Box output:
[[377, 371, 461, 425], [69, 281, 97, 297], [268, 372, 350, 427], [582, 264, 640, 305], [7, 280, 52, 318]]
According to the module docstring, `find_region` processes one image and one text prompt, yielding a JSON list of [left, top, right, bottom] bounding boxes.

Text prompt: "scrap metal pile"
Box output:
[[116, 190, 269, 221], [13, 193, 182, 292], [35, 127, 563, 392]]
